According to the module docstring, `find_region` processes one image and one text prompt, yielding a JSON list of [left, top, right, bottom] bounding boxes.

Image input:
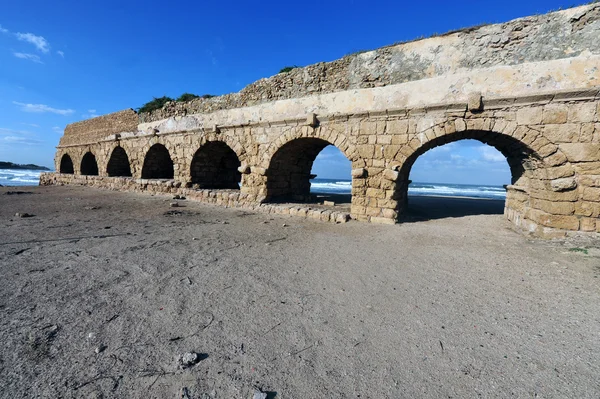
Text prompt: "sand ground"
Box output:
[[1, 186, 599, 398]]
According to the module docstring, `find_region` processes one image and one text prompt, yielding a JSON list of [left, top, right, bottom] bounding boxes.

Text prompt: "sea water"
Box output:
[[0, 171, 507, 199], [310, 178, 506, 199], [0, 169, 48, 187]]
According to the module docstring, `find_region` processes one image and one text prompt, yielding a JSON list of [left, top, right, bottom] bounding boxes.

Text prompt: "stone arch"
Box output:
[[59, 154, 74, 174], [265, 136, 351, 201], [80, 152, 99, 176], [262, 126, 357, 167], [190, 141, 241, 189], [107, 146, 132, 177], [390, 119, 576, 226], [141, 144, 174, 179]]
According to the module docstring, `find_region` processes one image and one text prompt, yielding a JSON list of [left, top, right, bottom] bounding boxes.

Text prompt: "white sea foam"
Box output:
[[0, 169, 46, 186], [310, 178, 506, 199]]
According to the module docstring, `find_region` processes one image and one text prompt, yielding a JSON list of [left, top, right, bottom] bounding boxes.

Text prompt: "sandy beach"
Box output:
[[1, 185, 599, 398]]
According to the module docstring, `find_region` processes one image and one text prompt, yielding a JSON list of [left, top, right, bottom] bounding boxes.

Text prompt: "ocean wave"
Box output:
[[310, 178, 506, 199], [0, 169, 47, 186]]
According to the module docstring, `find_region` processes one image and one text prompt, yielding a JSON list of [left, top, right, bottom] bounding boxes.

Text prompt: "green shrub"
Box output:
[[200, 94, 215, 99], [137, 96, 174, 114], [176, 93, 200, 102], [279, 65, 299, 73]]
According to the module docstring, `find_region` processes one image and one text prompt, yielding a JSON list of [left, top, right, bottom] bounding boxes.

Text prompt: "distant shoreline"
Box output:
[[0, 161, 50, 171]]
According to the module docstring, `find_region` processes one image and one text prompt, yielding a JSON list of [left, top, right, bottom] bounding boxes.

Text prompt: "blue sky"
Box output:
[[0, 0, 586, 184]]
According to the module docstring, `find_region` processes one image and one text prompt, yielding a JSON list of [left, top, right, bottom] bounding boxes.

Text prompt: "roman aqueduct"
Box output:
[[42, 4, 600, 236]]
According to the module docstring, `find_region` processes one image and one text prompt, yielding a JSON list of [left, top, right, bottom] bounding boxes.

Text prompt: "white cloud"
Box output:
[[0, 127, 43, 146], [21, 123, 40, 128], [13, 52, 43, 64], [0, 24, 8, 34], [15, 32, 50, 53], [56, 50, 64, 57], [13, 101, 75, 115], [52, 126, 63, 134], [478, 146, 506, 162]]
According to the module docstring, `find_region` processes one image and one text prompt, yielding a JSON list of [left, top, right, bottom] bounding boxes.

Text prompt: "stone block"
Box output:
[[251, 166, 268, 176], [544, 151, 568, 167], [581, 187, 600, 202], [542, 104, 568, 124], [238, 165, 251, 174], [530, 198, 575, 215], [516, 107, 543, 125], [527, 209, 580, 230], [382, 169, 399, 181], [386, 120, 409, 135], [550, 177, 577, 192], [366, 188, 385, 198], [580, 218, 597, 232], [391, 135, 409, 145], [351, 168, 366, 178], [575, 201, 600, 218], [381, 208, 397, 219], [580, 123, 594, 143], [559, 143, 600, 162], [567, 103, 597, 123], [579, 175, 600, 187], [468, 92, 483, 113], [543, 124, 580, 143], [306, 113, 318, 127], [371, 216, 396, 225]]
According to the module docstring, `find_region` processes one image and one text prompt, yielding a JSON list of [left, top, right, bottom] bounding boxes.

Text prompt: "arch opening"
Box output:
[[190, 141, 241, 189], [395, 131, 538, 222], [59, 154, 74, 174], [80, 152, 99, 176], [142, 144, 174, 179], [107, 146, 132, 177], [266, 138, 352, 204]]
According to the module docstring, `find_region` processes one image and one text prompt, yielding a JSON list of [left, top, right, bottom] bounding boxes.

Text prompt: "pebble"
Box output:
[[170, 202, 179, 207], [253, 391, 267, 399], [173, 195, 181, 199], [15, 212, 32, 218], [95, 345, 107, 354], [282, 223, 287, 227], [178, 352, 200, 369]]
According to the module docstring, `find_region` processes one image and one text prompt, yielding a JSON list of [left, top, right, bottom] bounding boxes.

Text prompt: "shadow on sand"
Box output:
[[400, 195, 505, 222]]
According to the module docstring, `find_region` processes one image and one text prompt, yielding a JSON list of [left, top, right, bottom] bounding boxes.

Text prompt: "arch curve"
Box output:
[[107, 146, 132, 177], [142, 144, 174, 179], [190, 141, 241, 189], [80, 152, 99, 176], [59, 154, 74, 174], [266, 137, 349, 201]]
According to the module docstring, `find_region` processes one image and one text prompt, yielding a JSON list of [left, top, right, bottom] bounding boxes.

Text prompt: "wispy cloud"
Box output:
[[82, 109, 99, 118], [15, 32, 50, 53], [0, 24, 8, 34], [21, 123, 40, 128], [13, 101, 75, 115], [478, 146, 506, 162], [0, 127, 44, 146], [52, 126, 64, 134], [13, 52, 43, 64], [56, 50, 64, 57]]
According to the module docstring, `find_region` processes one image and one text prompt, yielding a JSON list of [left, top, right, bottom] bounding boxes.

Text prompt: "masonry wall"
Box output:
[[49, 4, 600, 237]]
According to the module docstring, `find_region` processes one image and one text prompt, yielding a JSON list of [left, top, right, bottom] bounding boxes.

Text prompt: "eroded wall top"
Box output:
[[60, 109, 138, 146], [60, 4, 600, 143], [139, 3, 600, 122]]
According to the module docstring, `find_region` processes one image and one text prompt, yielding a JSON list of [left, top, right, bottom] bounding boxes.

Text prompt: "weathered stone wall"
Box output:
[[48, 4, 600, 237], [139, 4, 600, 122], [59, 109, 138, 148]]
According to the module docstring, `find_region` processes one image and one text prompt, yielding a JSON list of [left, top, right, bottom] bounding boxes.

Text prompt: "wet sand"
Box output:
[[1, 186, 599, 398]]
